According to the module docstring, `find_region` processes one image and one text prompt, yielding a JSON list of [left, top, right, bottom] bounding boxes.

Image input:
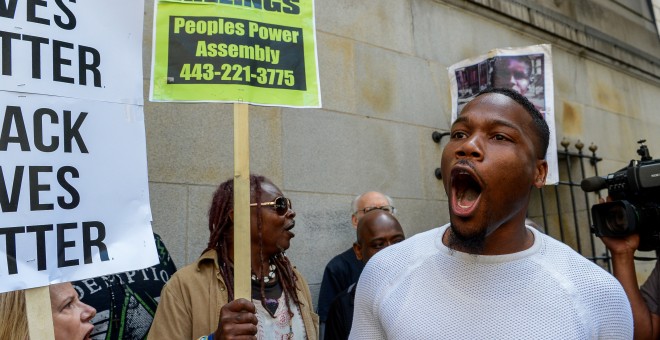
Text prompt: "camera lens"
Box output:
[[591, 200, 638, 237], [604, 204, 628, 234]]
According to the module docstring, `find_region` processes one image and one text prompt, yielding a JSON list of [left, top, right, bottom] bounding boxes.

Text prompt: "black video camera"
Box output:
[[581, 140, 660, 251]]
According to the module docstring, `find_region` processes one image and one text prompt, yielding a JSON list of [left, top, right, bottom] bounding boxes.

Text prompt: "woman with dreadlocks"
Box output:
[[148, 175, 319, 339]]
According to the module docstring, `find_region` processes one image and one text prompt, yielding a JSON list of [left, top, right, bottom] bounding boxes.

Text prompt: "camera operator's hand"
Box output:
[[597, 196, 641, 256], [597, 198, 660, 340], [601, 233, 640, 257]]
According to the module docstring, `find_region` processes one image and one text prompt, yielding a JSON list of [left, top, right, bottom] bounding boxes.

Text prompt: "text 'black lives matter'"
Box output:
[[0, 0, 103, 87], [0, 102, 110, 276], [0, 222, 110, 275], [1, 105, 88, 212]]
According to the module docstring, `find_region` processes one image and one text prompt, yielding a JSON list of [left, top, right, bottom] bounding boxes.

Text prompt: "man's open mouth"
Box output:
[[451, 168, 483, 216]]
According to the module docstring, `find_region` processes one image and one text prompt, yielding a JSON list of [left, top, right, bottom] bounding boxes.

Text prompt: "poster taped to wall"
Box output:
[[448, 44, 558, 185], [150, 0, 321, 108]]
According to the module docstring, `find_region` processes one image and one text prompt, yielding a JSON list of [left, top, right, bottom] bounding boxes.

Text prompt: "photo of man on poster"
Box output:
[[492, 54, 545, 112]]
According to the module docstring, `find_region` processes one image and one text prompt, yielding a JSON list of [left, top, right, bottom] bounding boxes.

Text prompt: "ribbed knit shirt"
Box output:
[[349, 224, 633, 340]]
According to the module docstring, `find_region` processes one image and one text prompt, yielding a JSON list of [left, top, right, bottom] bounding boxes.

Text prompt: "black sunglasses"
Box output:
[[249, 196, 292, 216]]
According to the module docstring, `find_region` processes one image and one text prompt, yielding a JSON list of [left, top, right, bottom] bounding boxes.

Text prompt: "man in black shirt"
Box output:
[[317, 191, 396, 336], [324, 210, 405, 340]]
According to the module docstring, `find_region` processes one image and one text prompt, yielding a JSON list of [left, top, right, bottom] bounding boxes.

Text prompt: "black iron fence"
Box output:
[[528, 138, 611, 271]]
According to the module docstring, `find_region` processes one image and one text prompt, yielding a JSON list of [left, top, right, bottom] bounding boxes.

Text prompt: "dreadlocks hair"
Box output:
[[205, 174, 301, 318]]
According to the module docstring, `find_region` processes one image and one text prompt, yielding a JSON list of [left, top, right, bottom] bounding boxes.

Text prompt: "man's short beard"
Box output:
[[448, 223, 487, 255]]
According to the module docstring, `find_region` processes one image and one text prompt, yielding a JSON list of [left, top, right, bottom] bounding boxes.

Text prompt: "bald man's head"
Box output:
[[354, 210, 405, 263]]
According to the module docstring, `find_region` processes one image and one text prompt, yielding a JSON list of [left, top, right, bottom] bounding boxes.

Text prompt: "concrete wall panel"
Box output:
[[140, 0, 660, 308], [354, 43, 444, 127], [149, 182, 188, 268], [316, 0, 414, 54], [412, 0, 539, 66], [145, 103, 282, 185], [316, 33, 357, 115], [281, 108, 430, 198]]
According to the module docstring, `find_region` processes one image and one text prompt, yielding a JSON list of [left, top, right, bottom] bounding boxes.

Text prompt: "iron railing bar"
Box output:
[[553, 185, 565, 241], [538, 187, 549, 235], [577, 147, 598, 263], [562, 145, 583, 254]]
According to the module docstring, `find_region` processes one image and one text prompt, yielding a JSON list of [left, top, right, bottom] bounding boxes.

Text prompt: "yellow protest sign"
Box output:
[[150, 0, 321, 108]]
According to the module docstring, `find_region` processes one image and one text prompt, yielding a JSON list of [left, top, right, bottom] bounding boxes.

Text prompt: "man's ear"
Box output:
[[353, 242, 363, 261], [534, 159, 548, 188], [351, 214, 359, 229], [229, 209, 234, 222]]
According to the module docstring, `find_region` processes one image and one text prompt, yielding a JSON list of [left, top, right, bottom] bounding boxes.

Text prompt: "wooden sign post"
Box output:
[[25, 286, 55, 339], [233, 102, 251, 300], [150, 0, 322, 300]]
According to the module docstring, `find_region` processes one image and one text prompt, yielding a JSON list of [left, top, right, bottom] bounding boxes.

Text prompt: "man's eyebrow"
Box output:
[[452, 115, 523, 132], [452, 115, 469, 126], [490, 118, 523, 132], [368, 237, 385, 243]]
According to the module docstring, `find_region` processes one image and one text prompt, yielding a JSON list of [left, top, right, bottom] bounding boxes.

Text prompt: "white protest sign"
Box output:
[[0, 1, 156, 293], [0, 92, 156, 293], [0, 0, 143, 105]]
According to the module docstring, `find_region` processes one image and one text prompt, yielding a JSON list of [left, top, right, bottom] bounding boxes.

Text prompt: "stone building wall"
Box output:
[[142, 0, 660, 303]]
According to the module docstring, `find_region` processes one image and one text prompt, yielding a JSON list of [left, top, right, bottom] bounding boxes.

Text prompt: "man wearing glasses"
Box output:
[[317, 191, 395, 338]]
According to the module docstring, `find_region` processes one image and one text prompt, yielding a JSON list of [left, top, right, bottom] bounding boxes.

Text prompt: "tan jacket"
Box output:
[[147, 250, 319, 339]]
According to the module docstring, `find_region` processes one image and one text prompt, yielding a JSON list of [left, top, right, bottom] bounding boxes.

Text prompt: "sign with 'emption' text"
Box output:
[[0, 0, 157, 293], [150, 0, 321, 107]]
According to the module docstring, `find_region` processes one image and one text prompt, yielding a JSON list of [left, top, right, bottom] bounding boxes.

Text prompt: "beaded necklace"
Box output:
[[251, 263, 277, 283]]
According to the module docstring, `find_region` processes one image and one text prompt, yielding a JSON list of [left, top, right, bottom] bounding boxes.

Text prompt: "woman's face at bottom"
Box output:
[[49, 282, 96, 340]]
